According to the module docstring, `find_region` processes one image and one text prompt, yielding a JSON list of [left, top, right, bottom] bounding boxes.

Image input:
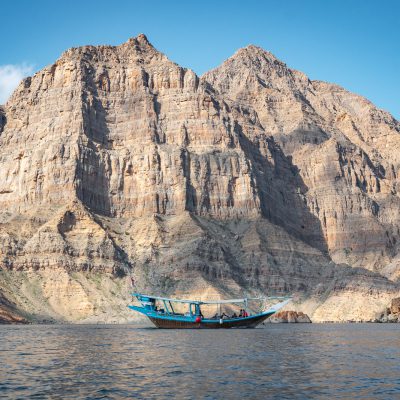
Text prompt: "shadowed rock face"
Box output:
[[0, 35, 399, 322], [202, 46, 400, 271], [0, 106, 5, 133], [203, 45, 400, 271]]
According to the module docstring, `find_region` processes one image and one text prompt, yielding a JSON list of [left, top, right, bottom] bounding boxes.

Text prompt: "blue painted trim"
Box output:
[[128, 305, 275, 324]]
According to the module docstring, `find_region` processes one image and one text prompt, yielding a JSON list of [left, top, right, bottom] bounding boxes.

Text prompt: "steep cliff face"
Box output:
[[0, 35, 399, 322], [203, 46, 400, 272]]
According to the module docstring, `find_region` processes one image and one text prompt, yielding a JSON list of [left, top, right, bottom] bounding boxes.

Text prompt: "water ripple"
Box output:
[[0, 324, 399, 399]]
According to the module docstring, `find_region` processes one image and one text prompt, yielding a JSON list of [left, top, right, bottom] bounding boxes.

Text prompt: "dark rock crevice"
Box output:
[[235, 122, 328, 254], [0, 106, 6, 134]]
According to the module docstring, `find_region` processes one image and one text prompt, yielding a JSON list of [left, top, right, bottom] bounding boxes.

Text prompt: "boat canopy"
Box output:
[[133, 293, 290, 305]]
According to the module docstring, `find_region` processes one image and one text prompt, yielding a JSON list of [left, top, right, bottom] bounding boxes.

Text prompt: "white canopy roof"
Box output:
[[134, 293, 290, 305]]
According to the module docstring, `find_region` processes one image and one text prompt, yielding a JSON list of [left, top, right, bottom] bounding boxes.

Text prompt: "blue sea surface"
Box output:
[[0, 324, 399, 399]]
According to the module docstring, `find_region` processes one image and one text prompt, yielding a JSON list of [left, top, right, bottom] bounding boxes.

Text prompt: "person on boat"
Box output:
[[243, 310, 249, 317], [212, 312, 219, 319], [239, 309, 243, 317], [221, 312, 229, 319], [231, 312, 238, 318]]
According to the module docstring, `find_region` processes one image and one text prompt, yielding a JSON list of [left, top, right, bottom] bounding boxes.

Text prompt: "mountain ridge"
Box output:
[[0, 35, 399, 323]]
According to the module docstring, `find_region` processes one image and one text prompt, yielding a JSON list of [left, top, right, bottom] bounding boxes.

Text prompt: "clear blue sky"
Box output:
[[1, 0, 399, 118]]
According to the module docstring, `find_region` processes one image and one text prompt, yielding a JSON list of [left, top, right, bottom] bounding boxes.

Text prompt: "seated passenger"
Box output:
[[231, 312, 238, 318]]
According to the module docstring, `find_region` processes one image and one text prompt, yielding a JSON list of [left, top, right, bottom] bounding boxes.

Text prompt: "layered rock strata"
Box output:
[[0, 35, 399, 322], [0, 292, 28, 324], [203, 46, 400, 272]]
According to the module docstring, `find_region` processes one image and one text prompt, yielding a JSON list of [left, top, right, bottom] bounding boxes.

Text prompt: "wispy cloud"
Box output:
[[0, 64, 34, 104]]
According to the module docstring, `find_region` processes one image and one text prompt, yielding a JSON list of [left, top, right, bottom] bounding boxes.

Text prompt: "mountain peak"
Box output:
[[202, 44, 288, 83], [136, 33, 150, 43], [124, 33, 154, 49], [230, 44, 284, 68], [237, 44, 273, 55]]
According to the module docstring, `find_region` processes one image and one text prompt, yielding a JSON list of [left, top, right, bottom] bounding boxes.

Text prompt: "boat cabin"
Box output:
[[136, 294, 204, 317]]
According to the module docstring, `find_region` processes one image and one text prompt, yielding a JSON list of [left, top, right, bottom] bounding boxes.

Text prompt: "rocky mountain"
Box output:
[[0, 34, 399, 323]]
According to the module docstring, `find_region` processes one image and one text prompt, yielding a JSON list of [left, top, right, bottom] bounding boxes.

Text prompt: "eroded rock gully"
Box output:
[[0, 34, 399, 322]]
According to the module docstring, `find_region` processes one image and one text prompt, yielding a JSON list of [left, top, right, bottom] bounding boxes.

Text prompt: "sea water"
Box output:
[[0, 324, 399, 399]]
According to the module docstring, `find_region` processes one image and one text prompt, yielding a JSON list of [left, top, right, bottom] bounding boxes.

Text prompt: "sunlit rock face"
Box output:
[[0, 35, 399, 322], [203, 45, 400, 271]]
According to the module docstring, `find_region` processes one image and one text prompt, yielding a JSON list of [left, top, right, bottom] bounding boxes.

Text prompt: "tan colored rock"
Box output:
[[0, 35, 399, 323], [391, 297, 400, 314], [375, 297, 400, 322], [203, 45, 400, 273], [0, 307, 27, 324], [0, 291, 28, 324], [268, 310, 311, 323]]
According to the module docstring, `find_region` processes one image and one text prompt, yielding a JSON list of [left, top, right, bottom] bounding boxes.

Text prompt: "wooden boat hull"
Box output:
[[145, 312, 275, 329]]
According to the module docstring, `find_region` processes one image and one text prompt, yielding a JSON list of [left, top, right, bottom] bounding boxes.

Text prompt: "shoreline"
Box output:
[[2, 320, 399, 326]]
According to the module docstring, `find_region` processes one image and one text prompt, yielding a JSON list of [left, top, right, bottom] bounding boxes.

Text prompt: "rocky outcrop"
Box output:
[[391, 297, 400, 313], [267, 311, 311, 323], [375, 297, 400, 322], [0, 35, 399, 323], [0, 292, 28, 324], [0, 308, 27, 324]]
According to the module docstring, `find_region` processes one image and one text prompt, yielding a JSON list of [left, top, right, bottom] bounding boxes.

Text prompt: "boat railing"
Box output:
[[131, 292, 292, 318]]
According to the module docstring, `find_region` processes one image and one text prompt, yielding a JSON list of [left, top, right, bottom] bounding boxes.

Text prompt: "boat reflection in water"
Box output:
[[128, 293, 291, 329]]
